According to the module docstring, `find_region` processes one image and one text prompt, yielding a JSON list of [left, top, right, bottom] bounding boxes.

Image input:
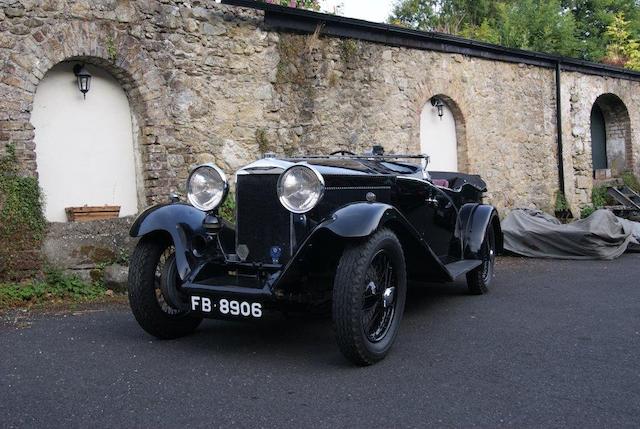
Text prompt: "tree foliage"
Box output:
[[389, 0, 509, 34], [602, 12, 640, 69], [563, 0, 640, 60], [388, 0, 640, 68], [470, 0, 578, 56]]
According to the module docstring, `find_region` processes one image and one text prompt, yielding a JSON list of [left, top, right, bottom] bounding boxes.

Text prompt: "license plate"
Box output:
[[190, 296, 263, 318]]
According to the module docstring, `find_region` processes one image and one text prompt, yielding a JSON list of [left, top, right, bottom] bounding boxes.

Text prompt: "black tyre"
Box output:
[[128, 236, 202, 339], [466, 225, 497, 295], [332, 228, 407, 366]]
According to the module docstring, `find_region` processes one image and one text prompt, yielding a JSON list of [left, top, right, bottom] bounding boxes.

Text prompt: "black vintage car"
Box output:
[[128, 148, 502, 365]]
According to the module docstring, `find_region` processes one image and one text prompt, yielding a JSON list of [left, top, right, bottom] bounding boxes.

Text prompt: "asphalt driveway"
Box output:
[[1, 255, 639, 428]]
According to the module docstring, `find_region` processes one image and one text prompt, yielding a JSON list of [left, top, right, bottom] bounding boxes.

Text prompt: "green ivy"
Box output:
[[0, 145, 46, 238], [0, 144, 47, 279]]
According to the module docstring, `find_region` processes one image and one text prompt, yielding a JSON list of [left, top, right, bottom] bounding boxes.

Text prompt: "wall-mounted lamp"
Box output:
[[431, 97, 445, 119], [73, 64, 92, 99]]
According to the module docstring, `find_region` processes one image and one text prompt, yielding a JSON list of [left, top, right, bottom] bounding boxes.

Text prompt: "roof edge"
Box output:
[[222, 0, 640, 82]]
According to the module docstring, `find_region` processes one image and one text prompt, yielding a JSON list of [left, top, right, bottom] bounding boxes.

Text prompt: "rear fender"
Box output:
[[130, 203, 208, 280], [458, 204, 502, 259]]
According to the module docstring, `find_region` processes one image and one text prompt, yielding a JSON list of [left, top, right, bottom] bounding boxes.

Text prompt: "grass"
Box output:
[[0, 269, 113, 310], [581, 184, 618, 218], [580, 205, 596, 218], [340, 38, 359, 63], [255, 128, 270, 154], [622, 171, 640, 193], [555, 191, 569, 211], [591, 185, 610, 208]]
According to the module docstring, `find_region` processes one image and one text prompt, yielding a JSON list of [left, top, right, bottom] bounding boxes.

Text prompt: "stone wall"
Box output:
[[270, 35, 560, 212], [2, 0, 640, 274], [43, 216, 136, 281]]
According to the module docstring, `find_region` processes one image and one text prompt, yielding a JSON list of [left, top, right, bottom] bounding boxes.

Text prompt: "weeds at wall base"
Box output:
[[0, 268, 110, 310]]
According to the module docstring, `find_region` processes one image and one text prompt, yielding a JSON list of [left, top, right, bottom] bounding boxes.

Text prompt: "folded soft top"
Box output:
[[429, 171, 487, 192]]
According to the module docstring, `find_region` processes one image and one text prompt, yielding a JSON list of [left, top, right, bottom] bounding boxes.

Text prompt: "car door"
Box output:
[[396, 178, 458, 263]]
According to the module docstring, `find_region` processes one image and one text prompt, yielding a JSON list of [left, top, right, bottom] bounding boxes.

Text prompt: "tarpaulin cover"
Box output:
[[503, 209, 640, 260]]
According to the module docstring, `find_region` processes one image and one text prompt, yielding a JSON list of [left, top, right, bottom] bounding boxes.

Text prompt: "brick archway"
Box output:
[[590, 93, 633, 177], [413, 89, 468, 173], [0, 20, 171, 205]]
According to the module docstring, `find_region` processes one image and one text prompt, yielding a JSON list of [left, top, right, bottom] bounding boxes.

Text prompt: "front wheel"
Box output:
[[332, 228, 407, 366], [128, 236, 202, 339]]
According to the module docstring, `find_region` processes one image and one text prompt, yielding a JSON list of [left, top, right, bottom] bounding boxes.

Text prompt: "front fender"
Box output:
[[320, 202, 398, 238], [273, 202, 451, 287], [459, 204, 502, 259], [130, 203, 207, 280]]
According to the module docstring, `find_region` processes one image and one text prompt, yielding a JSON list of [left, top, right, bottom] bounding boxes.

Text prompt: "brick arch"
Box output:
[[412, 86, 469, 172], [590, 93, 633, 176], [0, 20, 170, 205]]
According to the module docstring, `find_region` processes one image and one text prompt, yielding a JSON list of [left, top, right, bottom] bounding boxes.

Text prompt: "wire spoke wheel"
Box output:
[[480, 227, 496, 283], [466, 224, 497, 295], [154, 245, 182, 316], [333, 228, 407, 365], [128, 237, 202, 339], [361, 250, 396, 343]]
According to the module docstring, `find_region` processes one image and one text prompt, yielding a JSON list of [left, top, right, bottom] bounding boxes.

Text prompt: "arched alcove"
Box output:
[[0, 21, 172, 207], [31, 62, 141, 222], [590, 93, 632, 177], [419, 94, 467, 172]]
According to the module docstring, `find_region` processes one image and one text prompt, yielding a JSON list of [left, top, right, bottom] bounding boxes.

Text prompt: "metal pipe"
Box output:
[[555, 61, 565, 195]]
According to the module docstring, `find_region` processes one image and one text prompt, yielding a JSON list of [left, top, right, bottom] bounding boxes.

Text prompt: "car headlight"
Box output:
[[187, 164, 228, 211], [277, 165, 325, 214]]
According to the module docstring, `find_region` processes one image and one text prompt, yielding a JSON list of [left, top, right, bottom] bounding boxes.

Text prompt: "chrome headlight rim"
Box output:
[[186, 163, 229, 212], [277, 164, 325, 214]]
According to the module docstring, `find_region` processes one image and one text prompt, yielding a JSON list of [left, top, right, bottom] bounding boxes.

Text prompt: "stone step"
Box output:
[[593, 178, 623, 188]]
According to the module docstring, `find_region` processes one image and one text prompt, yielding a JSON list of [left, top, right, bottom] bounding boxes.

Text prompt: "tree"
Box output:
[[390, 0, 579, 57], [602, 12, 640, 70], [492, 0, 579, 57], [388, 0, 442, 31], [562, 0, 640, 61], [388, 0, 509, 33]]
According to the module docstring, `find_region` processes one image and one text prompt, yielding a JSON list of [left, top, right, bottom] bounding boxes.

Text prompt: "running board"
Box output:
[[444, 260, 483, 280]]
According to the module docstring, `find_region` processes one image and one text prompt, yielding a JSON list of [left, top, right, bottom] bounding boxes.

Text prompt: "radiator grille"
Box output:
[[236, 174, 291, 264]]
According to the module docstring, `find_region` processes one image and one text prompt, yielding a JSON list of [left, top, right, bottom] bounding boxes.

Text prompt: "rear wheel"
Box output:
[[128, 236, 202, 339], [332, 229, 407, 366], [466, 226, 497, 295]]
